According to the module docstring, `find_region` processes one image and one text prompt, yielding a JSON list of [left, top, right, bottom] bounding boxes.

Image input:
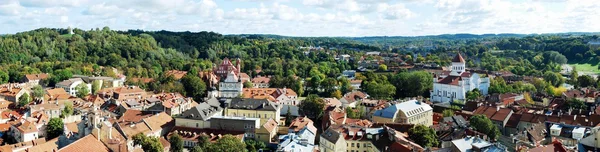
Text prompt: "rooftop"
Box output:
[[58, 134, 109, 152]]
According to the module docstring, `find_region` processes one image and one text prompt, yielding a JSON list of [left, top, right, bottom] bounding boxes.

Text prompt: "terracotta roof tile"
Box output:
[[262, 118, 278, 133], [58, 134, 109, 152], [452, 53, 465, 63], [24, 73, 49, 81], [437, 76, 462, 86], [165, 70, 188, 80]]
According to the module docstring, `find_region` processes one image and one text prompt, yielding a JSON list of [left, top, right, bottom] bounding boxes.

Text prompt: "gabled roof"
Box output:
[[251, 76, 271, 84], [117, 109, 154, 124], [373, 100, 432, 119], [58, 134, 109, 152], [24, 73, 49, 81], [180, 101, 223, 121], [228, 98, 278, 111], [437, 76, 462, 86], [321, 128, 342, 143], [143, 112, 174, 131], [262, 118, 278, 133], [452, 52, 465, 63], [164, 70, 187, 80]]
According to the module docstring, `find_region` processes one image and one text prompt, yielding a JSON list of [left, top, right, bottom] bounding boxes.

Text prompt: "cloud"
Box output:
[[0, 1, 24, 16], [378, 3, 415, 20], [18, 0, 90, 8], [82, 3, 123, 18]]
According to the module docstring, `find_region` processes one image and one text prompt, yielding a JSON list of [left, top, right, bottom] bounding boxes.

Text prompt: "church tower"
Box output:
[[450, 52, 466, 76]]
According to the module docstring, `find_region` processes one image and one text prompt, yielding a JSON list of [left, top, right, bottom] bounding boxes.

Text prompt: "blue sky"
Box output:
[[0, 0, 599, 36]]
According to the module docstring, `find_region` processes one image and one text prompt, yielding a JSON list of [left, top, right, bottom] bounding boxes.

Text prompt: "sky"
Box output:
[[0, 0, 599, 37]]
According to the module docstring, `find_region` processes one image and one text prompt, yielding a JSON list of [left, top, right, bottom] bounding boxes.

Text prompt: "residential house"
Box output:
[[320, 128, 345, 152], [30, 101, 64, 118], [287, 117, 317, 144], [371, 100, 433, 126], [56, 78, 91, 97], [340, 91, 368, 108], [341, 70, 356, 79], [22, 73, 49, 86], [0, 99, 12, 111], [450, 136, 506, 152], [209, 115, 261, 139], [0, 84, 29, 103], [9, 120, 39, 142], [277, 125, 317, 152], [112, 86, 147, 101], [549, 124, 586, 148], [473, 106, 514, 135], [73, 75, 125, 88], [256, 118, 278, 144], [175, 97, 223, 129], [242, 88, 299, 105], [350, 80, 362, 90], [251, 76, 271, 88], [44, 88, 73, 102], [525, 140, 568, 152], [224, 98, 281, 124], [167, 126, 244, 148]]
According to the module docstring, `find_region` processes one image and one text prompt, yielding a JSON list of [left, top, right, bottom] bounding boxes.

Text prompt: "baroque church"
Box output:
[[430, 53, 490, 103]]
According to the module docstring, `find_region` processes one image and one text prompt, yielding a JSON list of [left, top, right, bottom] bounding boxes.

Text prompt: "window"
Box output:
[[351, 143, 354, 147]]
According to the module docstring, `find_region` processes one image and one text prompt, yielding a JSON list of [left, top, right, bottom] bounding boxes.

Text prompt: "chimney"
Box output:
[[496, 106, 500, 112], [574, 115, 577, 121]]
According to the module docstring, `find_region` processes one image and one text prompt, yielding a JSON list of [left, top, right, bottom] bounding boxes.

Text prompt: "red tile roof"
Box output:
[[437, 76, 462, 86], [452, 53, 465, 63], [58, 134, 109, 152], [24, 73, 49, 81]]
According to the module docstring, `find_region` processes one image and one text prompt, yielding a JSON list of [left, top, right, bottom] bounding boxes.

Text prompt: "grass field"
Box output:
[[569, 63, 600, 73]]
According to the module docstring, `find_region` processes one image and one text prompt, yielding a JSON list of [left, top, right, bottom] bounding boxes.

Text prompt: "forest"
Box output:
[[0, 27, 599, 101]]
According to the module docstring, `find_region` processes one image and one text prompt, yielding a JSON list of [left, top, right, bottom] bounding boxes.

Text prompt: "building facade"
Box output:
[[372, 100, 433, 126], [219, 71, 243, 98], [56, 78, 91, 97], [430, 53, 490, 103]]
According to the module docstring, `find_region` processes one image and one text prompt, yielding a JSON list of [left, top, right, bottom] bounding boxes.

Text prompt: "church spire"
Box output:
[[452, 52, 465, 63]]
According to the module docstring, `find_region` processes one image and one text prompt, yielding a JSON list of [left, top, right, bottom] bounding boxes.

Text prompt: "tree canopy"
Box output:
[[469, 115, 501, 140], [408, 124, 439, 148], [47, 118, 64, 139]]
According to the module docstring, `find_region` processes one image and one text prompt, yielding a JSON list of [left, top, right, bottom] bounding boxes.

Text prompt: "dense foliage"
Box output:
[[408, 124, 439, 147], [46, 118, 63, 139], [132, 134, 164, 152], [469, 115, 501, 140]]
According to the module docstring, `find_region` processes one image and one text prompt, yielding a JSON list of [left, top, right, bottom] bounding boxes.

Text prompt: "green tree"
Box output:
[[0, 70, 8, 84], [133, 134, 164, 152], [75, 83, 90, 98], [181, 75, 207, 101], [469, 115, 501, 140], [408, 124, 439, 147], [61, 102, 73, 118], [321, 78, 338, 93], [285, 107, 293, 125], [169, 133, 184, 152], [577, 75, 596, 88], [245, 139, 266, 152], [442, 109, 454, 117], [466, 89, 481, 100], [543, 71, 564, 87], [338, 77, 353, 94], [243, 81, 253, 88], [364, 81, 396, 100], [19, 93, 30, 107], [570, 68, 578, 86], [564, 98, 587, 111], [346, 106, 365, 119], [191, 146, 204, 152], [92, 80, 102, 94], [31, 85, 44, 99], [205, 135, 246, 152], [378, 64, 388, 71], [391, 71, 432, 98], [196, 134, 210, 150], [450, 105, 462, 111], [330, 90, 342, 99], [299, 94, 325, 119], [47, 118, 64, 139]]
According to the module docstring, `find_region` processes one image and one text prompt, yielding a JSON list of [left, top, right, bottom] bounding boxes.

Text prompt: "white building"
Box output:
[[9, 121, 39, 142], [56, 78, 92, 97], [218, 71, 243, 98], [430, 53, 490, 103], [372, 100, 433, 126]]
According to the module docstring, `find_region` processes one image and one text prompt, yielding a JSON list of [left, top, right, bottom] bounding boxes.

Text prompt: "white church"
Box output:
[[430, 53, 490, 103]]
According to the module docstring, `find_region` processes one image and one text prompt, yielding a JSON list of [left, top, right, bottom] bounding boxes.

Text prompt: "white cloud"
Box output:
[[0, 1, 24, 16], [18, 0, 90, 8], [60, 16, 68, 23], [378, 3, 415, 20], [44, 7, 68, 16]]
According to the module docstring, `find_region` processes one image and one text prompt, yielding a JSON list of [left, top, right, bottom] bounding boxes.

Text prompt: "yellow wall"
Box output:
[[255, 126, 277, 144], [225, 109, 280, 124], [346, 140, 378, 152]]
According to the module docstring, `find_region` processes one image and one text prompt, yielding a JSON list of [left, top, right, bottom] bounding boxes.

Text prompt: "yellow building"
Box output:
[[371, 100, 433, 127], [255, 118, 278, 144], [224, 98, 281, 124], [320, 128, 346, 152]]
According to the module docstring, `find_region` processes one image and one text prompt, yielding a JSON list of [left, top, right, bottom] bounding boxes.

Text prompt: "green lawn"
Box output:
[[59, 34, 73, 39], [569, 63, 600, 73]]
